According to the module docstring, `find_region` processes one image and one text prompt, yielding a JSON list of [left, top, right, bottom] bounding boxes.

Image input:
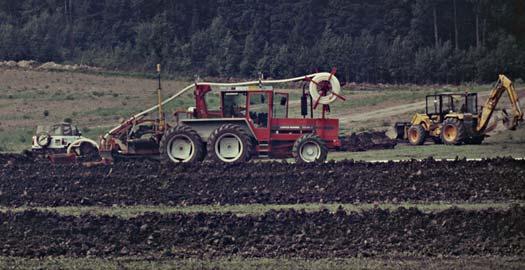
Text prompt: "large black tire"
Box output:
[[441, 118, 466, 145], [159, 125, 205, 164], [207, 124, 254, 163], [79, 142, 98, 156], [407, 125, 426, 145], [292, 134, 328, 163]]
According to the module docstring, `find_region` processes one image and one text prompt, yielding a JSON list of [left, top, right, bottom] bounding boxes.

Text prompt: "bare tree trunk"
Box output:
[[476, 12, 480, 48], [482, 18, 486, 47], [453, 0, 459, 50], [64, 0, 68, 25], [433, 5, 439, 47]]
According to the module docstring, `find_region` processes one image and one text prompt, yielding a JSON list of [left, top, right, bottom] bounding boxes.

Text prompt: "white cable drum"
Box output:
[[309, 72, 341, 105]]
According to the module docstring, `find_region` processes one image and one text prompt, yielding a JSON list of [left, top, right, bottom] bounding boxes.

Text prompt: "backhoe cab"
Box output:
[[395, 74, 523, 145]]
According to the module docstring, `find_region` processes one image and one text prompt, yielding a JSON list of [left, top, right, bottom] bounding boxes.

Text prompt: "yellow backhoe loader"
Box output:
[[395, 74, 523, 145]]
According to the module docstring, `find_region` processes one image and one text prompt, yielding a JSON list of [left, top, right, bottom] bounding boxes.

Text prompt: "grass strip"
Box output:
[[0, 202, 521, 219]]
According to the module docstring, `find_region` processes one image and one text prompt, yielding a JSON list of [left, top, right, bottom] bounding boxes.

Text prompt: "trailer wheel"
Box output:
[[293, 134, 328, 163], [160, 125, 205, 163], [407, 125, 426, 145], [207, 124, 254, 163], [441, 118, 466, 145]]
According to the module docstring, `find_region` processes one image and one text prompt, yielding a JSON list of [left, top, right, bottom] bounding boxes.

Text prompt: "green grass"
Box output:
[[0, 256, 523, 270], [0, 89, 90, 101], [330, 127, 525, 161], [1, 202, 520, 219], [0, 127, 33, 152], [330, 143, 525, 161]]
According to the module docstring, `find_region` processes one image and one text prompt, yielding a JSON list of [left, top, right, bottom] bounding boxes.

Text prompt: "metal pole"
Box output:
[[156, 64, 164, 131]]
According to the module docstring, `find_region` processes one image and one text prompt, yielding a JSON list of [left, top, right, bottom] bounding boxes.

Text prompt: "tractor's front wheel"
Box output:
[[207, 124, 254, 163], [407, 125, 426, 145], [160, 125, 205, 164], [292, 134, 328, 163], [441, 118, 466, 145]]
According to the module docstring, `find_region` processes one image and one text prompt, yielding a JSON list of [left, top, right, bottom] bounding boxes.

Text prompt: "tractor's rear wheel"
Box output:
[[207, 124, 254, 163], [160, 125, 205, 164], [292, 134, 328, 163], [407, 125, 426, 145], [441, 118, 466, 145]]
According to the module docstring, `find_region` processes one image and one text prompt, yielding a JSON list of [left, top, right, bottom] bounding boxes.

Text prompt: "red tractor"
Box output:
[[99, 71, 347, 163]]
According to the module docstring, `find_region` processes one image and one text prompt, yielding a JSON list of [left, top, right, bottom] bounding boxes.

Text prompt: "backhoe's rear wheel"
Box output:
[[441, 118, 466, 145], [407, 125, 426, 145], [293, 134, 328, 163], [207, 124, 254, 163], [160, 125, 205, 164]]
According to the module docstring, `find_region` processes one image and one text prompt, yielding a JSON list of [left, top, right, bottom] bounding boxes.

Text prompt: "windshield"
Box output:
[[35, 124, 80, 136]]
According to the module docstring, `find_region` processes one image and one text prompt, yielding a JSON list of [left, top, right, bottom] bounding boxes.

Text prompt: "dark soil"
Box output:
[[0, 156, 524, 206], [0, 206, 523, 258], [340, 131, 397, 151]]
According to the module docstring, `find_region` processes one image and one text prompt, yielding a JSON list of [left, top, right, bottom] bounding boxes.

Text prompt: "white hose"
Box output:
[[105, 72, 340, 137], [308, 72, 341, 105]]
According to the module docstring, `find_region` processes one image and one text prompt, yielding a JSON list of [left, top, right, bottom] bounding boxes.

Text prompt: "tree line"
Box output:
[[0, 0, 524, 83]]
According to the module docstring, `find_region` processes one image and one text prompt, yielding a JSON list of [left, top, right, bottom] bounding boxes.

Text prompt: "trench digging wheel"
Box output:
[[292, 134, 328, 163], [441, 118, 466, 145], [207, 124, 254, 163], [160, 125, 205, 164], [407, 125, 426, 145]]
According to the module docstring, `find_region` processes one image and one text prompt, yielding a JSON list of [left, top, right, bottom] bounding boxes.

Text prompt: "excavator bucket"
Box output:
[[502, 109, 521, 130]]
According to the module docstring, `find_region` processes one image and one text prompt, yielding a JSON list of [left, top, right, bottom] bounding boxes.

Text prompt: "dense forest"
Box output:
[[0, 0, 524, 83]]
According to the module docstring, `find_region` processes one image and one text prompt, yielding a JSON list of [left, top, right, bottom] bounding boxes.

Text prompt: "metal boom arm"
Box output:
[[477, 74, 523, 133]]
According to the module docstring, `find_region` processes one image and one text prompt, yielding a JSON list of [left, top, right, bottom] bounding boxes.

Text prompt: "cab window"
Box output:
[[222, 92, 247, 117], [426, 96, 440, 115], [248, 93, 269, 128], [50, 125, 63, 136], [273, 93, 288, 118]]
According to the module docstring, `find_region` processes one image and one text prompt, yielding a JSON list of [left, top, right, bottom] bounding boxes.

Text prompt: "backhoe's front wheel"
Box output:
[[160, 125, 205, 164], [207, 124, 254, 163], [407, 125, 426, 145], [441, 118, 466, 145], [292, 134, 328, 163]]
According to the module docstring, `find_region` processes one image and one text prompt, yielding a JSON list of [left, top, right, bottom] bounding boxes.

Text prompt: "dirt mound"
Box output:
[[0, 206, 523, 258], [0, 156, 523, 206], [340, 131, 397, 151], [0, 60, 100, 71]]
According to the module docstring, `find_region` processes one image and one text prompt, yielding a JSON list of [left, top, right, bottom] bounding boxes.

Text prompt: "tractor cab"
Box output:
[[219, 86, 289, 126], [426, 93, 478, 121]]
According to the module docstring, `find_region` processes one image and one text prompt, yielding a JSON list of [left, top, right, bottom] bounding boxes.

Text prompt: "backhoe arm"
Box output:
[[477, 74, 523, 133]]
